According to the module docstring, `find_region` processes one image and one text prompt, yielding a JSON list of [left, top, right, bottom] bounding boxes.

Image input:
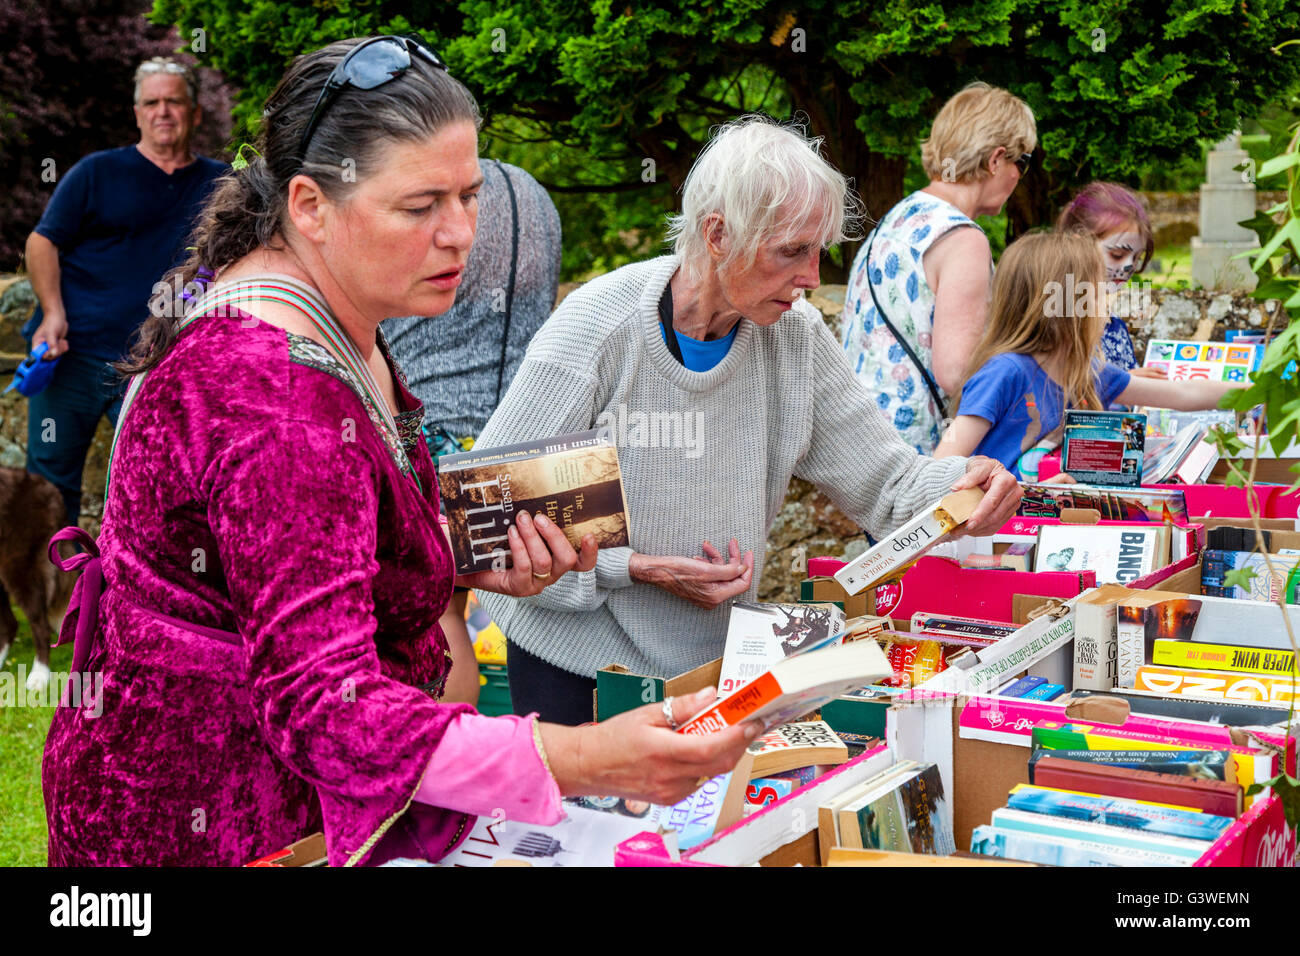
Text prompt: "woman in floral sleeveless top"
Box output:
[[842, 82, 1037, 454]]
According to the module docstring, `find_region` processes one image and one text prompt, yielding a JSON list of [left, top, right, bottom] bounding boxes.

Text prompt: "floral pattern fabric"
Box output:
[[841, 191, 983, 454]]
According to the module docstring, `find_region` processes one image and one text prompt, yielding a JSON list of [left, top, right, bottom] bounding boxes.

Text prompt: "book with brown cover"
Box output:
[[436, 430, 630, 575], [1031, 755, 1242, 818]]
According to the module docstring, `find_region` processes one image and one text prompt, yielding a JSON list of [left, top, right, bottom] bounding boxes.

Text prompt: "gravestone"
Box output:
[[1190, 131, 1259, 291]]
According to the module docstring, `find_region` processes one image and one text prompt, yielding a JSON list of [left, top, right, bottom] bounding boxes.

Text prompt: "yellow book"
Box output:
[[1152, 639, 1296, 677], [1136, 664, 1300, 705]]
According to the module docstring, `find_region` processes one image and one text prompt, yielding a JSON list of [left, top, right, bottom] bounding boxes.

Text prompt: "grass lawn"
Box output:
[[0, 606, 72, 866], [1147, 243, 1194, 288]]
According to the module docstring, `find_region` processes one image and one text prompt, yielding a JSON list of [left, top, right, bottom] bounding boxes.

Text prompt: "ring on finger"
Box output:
[[662, 696, 679, 731], [532, 570, 551, 579]]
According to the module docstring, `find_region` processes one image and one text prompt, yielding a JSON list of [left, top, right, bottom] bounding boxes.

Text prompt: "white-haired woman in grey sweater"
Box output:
[[477, 115, 1022, 725]]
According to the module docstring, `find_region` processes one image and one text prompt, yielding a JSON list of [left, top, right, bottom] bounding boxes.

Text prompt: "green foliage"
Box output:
[[1208, 60, 1300, 840], [1247, 774, 1300, 831], [151, 0, 1300, 278]]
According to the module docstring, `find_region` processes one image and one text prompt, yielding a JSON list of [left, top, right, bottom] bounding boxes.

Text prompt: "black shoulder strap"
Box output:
[[658, 282, 685, 365], [862, 228, 949, 418], [492, 159, 520, 410]]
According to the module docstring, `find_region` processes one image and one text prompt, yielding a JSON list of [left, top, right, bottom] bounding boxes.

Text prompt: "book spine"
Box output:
[[1028, 748, 1233, 783], [971, 825, 1189, 867], [1032, 762, 1240, 818], [1001, 675, 1047, 698], [989, 807, 1207, 858], [833, 498, 969, 596], [1006, 785, 1233, 840], [678, 672, 783, 735], [1116, 607, 1145, 688], [1021, 683, 1065, 701], [1074, 600, 1119, 691], [1136, 665, 1300, 705], [1152, 640, 1297, 677]]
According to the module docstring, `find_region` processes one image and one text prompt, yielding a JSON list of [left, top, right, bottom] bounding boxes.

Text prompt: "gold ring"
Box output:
[[532, 571, 551, 579]]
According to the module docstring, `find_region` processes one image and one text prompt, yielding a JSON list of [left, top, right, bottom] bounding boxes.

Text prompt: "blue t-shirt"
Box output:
[[958, 353, 1132, 477], [662, 324, 738, 372], [24, 146, 228, 361]]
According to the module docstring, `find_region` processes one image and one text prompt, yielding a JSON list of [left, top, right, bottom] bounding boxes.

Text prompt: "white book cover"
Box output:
[[1034, 525, 1162, 585], [718, 602, 845, 696], [971, 825, 1189, 867]]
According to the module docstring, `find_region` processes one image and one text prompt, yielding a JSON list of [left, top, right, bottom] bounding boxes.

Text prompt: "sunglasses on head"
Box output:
[[1013, 151, 1033, 175], [298, 34, 448, 161]]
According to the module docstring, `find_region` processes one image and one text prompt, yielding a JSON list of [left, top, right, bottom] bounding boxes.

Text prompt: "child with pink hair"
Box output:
[[1056, 182, 1165, 387]]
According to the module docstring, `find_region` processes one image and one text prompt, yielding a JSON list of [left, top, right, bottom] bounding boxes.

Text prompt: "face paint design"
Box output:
[[1098, 230, 1144, 284]]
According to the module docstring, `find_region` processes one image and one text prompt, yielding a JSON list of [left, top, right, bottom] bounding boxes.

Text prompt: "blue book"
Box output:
[[1001, 675, 1046, 698], [990, 807, 1207, 859], [1021, 682, 1065, 701], [1007, 785, 1233, 841], [971, 825, 1189, 867]]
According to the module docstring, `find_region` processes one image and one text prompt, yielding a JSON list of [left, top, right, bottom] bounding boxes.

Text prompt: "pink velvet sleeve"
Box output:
[[206, 416, 477, 866], [414, 712, 564, 825]]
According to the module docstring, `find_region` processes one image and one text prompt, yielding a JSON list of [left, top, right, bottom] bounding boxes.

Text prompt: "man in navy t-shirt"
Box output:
[[22, 58, 227, 526]]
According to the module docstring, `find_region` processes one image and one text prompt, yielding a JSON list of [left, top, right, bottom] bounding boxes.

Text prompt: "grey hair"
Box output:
[[133, 57, 199, 106], [119, 37, 482, 378], [667, 115, 865, 281]]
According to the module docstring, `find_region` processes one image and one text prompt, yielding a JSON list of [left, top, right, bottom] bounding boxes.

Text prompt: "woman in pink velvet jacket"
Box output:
[[41, 36, 756, 866]]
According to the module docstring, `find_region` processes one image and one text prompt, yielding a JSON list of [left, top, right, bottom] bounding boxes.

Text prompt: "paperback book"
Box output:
[[1201, 550, 1300, 602], [834, 489, 984, 596], [437, 429, 630, 574], [1061, 410, 1146, 486], [746, 720, 849, 777], [1033, 524, 1165, 584], [1017, 482, 1188, 523], [835, 763, 954, 855], [971, 825, 1190, 867], [677, 630, 894, 736], [988, 806, 1207, 860], [1027, 748, 1234, 783], [718, 602, 845, 696], [1152, 639, 1297, 677], [1142, 339, 1260, 383], [1027, 755, 1242, 817], [1135, 665, 1300, 705], [1005, 784, 1234, 840]]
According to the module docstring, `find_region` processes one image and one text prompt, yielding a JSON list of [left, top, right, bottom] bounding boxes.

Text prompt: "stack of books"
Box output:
[[816, 760, 955, 858], [969, 719, 1267, 866]]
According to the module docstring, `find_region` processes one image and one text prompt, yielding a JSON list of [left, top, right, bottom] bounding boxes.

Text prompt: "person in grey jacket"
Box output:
[[474, 115, 1023, 725], [384, 158, 561, 704]]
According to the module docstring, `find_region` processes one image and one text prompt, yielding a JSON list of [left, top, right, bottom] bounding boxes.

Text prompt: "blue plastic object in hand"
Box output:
[[4, 342, 61, 396]]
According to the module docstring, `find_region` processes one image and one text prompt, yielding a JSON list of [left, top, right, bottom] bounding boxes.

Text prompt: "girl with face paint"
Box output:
[[1056, 182, 1166, 400]]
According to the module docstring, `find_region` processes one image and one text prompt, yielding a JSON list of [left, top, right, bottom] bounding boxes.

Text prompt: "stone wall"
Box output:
[[1, 273, 1287, 587]]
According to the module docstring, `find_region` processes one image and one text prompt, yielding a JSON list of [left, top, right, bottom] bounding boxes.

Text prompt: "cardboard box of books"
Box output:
[[887, 689, 1296, 867]]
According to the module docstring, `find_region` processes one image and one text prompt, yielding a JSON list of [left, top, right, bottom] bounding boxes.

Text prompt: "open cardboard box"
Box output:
[[595, 657, 720, 723], [615, 687, 1296, 866], [807, 554, 1095, 627], [887, 689, 1297, 867]]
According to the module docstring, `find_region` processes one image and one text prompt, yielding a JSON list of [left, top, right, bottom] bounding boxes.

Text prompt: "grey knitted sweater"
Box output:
[[382, 159, 561, 438], [475, 254, 968, 679]]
